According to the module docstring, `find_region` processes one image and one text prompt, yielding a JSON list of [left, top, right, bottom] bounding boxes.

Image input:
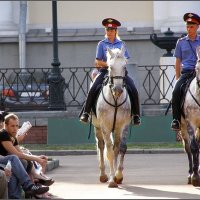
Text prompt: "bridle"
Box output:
[[108, 75, 126, 87], [103, 64, 127, 106], [101, 64, 128, 132]]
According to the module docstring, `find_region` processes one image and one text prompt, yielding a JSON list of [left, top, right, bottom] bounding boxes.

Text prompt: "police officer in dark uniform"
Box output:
[[80, 18, 141, 125], [171, 12, 200, 131]]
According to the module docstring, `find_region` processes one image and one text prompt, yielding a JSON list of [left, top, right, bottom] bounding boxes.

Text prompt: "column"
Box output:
[[153, 1, 200, 33], [0, 1, 18, 35]]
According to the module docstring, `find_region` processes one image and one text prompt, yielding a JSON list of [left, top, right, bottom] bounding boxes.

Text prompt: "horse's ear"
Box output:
[[107, 47, 115, 59], [196, 46, 200, 60], [120, 45, 126, 57]]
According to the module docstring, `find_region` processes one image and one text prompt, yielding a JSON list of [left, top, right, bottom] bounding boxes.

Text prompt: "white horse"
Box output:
[[92, 46, 132, 188], [181, 46, 200, 186]]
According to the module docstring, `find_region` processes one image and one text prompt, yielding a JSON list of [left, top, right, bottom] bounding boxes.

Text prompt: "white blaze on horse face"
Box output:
[[107, 48, 126, 78], [106, 48, 126, 98]]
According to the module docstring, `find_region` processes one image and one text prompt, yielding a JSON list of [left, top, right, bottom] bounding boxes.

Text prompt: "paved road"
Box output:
[[46, 154, 200, 199]]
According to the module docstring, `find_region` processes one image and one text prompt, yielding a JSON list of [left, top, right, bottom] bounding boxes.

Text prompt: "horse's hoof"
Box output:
[[191, 179, 200, 187], [108, 181, 118, 188], [100, 175, 108, 183], [191, 173, 200, 187], [114, 176, 123, 184]]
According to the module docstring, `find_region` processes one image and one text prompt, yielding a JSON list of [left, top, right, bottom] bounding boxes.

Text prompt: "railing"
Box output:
[[0, 66, 175, 111], [138, 65, 175, 105]]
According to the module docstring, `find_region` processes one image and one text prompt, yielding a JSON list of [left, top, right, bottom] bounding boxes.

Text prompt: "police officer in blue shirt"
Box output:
[[171, 12, 200, 131], [80, 18, 141, 125]]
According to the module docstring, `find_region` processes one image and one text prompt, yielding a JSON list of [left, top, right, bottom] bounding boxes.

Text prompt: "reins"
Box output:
[[102, 78, 128, 133]]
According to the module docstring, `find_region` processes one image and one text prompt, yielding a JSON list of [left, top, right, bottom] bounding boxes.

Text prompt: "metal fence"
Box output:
[[0, 65, 175, 112]]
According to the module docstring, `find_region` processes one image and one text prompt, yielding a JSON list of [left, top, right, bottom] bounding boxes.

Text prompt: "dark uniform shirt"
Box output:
[[174, 35, 200, 71], [0, 129, 18, 156]]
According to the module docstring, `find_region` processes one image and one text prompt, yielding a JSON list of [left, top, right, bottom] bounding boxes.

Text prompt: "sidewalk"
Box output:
[[46, 154, 200, 199], [44, 148, 185, 173]]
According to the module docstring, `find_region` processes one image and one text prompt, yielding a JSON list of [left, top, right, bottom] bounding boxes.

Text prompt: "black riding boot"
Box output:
[[80, 91, 94, 124], [80, 69, 107, 124], [171, 100, 181, 131], [127, 89, 141, 125], [171, 81, 182, 131], [125, 75, 141, 125]]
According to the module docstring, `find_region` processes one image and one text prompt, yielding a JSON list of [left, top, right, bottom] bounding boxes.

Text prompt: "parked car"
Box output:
[[1, 71, 49, 111]]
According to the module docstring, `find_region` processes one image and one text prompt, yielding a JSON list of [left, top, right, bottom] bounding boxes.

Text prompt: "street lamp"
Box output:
[[48, 0, 66, 110]]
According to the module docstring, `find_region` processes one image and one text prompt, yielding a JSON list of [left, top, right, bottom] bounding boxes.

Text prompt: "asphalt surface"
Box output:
[[45, 153, 200, 199]]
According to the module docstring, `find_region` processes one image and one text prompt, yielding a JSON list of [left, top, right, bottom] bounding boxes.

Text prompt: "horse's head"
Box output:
[[195, 46, 200, 86], [106, 46, 127, 98]]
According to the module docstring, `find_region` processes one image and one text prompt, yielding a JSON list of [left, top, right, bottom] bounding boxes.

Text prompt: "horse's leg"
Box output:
[[181, 120, 193, 184], [102, 129, 118, 188], [113, 130, 121, 170], [114, 126, 128, 184], [190, 134, 200, 186], [95, 127, 108, 183], [195, 128, 200, 174]]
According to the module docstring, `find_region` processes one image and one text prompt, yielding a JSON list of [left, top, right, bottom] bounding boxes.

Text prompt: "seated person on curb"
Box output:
[[80, 18, 141, 125], [0, 112, 54, 199], [0, 114, 53, 187], [0, 169, 8, 199], [0, 154, 49, 199], [171, 12, 200, 131], [0, 111, 54, 186]]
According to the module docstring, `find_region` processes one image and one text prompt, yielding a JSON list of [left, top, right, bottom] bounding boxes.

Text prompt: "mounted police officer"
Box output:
[[79, 18, 141, 125], [171, 12, 200, 131]]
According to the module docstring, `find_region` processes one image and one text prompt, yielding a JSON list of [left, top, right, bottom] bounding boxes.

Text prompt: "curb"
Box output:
[[46, 159, 59, 172], [31, 148, 184, 156]]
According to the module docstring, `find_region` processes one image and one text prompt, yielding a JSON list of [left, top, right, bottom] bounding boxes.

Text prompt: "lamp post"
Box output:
[[48, 0, 66, 110]]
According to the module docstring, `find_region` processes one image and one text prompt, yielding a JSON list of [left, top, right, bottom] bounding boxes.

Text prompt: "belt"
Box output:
[[181, 69, 195, 74]]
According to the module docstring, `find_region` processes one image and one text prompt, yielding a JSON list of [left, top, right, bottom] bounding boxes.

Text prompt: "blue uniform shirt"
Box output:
[[96, 38, 130, 61], [174, 35, 200, 70]]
